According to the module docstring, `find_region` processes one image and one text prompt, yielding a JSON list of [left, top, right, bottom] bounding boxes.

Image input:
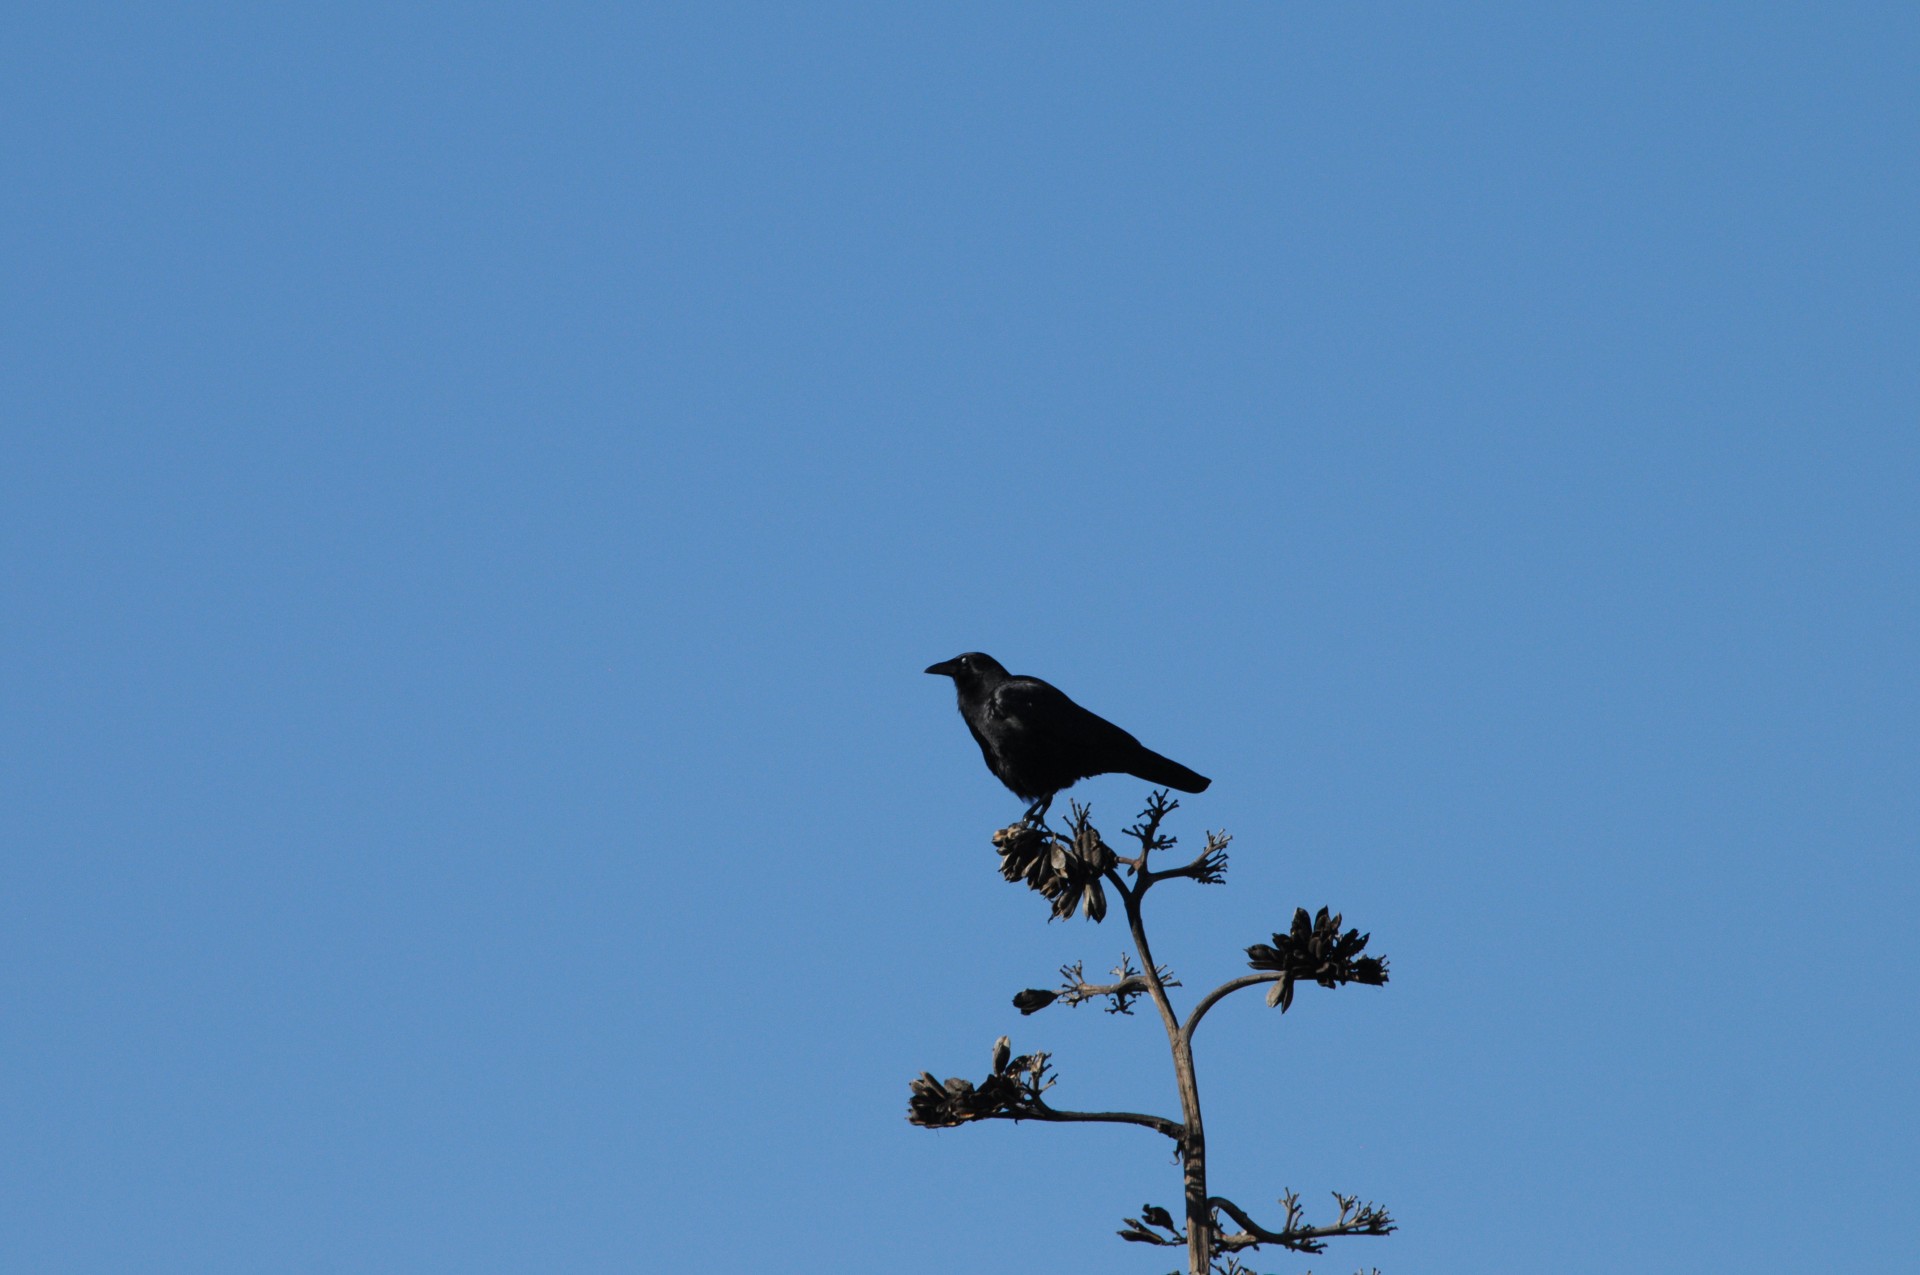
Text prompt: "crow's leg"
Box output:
[[1022, 793, 1055, 827]]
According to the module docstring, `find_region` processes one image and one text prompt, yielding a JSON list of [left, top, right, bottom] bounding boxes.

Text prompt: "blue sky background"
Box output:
[[4, 5, 1916, 1272]]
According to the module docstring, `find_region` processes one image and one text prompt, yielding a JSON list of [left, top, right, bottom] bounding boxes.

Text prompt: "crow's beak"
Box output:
[[925, 658, 959, 677]]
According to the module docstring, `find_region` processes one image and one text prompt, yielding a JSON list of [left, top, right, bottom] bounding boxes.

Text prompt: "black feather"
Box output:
[[926, 653, 1209, 818]]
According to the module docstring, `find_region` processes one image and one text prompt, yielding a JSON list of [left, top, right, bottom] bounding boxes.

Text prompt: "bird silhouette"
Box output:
[[925, 652, 1209, 823]]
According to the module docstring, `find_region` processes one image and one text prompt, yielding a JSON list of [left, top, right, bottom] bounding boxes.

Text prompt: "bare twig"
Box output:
[[1120, 790, 1180, 880], [1044, 955, 1180, 1015], [1210, 1190, 1396, 1255], [1145, 829, 1232, 887]]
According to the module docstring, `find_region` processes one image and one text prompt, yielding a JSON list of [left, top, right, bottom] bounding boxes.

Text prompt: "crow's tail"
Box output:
[[1127, 749, 1210, 795]]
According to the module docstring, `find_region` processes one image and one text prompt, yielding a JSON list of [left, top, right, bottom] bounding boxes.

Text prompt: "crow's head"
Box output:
[[925, 651, 1008, 692]]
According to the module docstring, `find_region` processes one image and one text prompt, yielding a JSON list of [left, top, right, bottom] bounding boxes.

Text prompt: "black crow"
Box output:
[[925, 652, 1210, 822]]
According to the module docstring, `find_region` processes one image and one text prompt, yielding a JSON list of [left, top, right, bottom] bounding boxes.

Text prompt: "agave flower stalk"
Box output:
[[909, 793, 1396, 1275]]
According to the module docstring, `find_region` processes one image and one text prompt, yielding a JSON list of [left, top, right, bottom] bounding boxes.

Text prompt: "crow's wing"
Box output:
[[989, 676, 1140, 773]]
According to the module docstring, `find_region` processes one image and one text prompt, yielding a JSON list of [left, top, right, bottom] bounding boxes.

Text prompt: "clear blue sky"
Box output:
[[4, 5, 1915, 1272]]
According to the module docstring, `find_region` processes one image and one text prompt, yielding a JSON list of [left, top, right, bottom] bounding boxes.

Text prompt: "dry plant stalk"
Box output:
[[908, 793, 1394, 1275]]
